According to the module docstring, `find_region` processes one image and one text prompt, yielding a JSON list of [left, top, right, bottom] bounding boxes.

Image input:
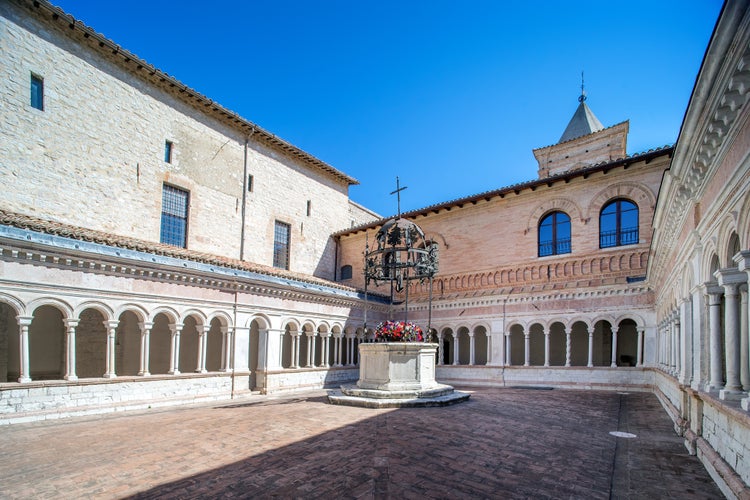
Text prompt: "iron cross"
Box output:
[[390, 176, 408, 217]]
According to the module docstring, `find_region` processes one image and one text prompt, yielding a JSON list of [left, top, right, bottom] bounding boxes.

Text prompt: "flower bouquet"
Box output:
[[374, 320, 424, 342]]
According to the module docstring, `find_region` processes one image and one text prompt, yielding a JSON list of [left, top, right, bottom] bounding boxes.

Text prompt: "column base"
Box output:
[[64, 375, 78, 381], [102, 373, 117, 379], [168, 370, 180, 375], [719, 389, 745, 401], [138, 371, 151, 377], [741, 397, 750, 411], [18, 376, 31, 383]]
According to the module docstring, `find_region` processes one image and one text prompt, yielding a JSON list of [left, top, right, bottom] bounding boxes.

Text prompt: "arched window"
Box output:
[[538, 211, 571, 257], [340, 264, 353, 280], [600, 199, 638, 248]]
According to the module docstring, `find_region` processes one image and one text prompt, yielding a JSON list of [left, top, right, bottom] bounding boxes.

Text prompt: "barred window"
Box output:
[[600, 199, 638, 248], [538, 211, 571, 257], [160, 184, 189, 248], [340, 264, 353, 280], [273, 221, 291, 270]]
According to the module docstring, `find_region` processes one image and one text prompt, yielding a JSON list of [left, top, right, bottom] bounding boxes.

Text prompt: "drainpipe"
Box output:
[[240, 129, 254, 261]]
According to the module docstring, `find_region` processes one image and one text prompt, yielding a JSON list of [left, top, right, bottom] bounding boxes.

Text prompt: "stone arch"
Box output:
[[114, 304, 148, 324], [73, 301, 114, 322], [440, 326, 455, 365], [205, 316, 225, 372], [0, 296, 23, 382], [208, 311, 233, 328], [472, 324, 489, 365], [149, 311, 175, 375], [181, 309, 208, 327], [614, 318, 639, 367], [738, 191, 750, 248], [29, 302, 67, 380], [569, 319, 590, 366], [115, 309, 142, 377], [592, 319, 614, 366], [76, 305, 108, 378], [548, 320, 567, 366], [456, 326, 471, 365], [528, 322, 545, 366], [27, 297, 73, 320], [726, 231, 741, 267], [281, 319, 300, 369], [508, 323, 525, 366]]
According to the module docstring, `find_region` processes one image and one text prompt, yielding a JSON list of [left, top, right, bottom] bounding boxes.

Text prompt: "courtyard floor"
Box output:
[[0, 387, 723, 499]]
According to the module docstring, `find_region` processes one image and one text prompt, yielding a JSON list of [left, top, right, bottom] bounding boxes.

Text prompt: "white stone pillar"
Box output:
[[306, 332, 315, 367], [63, 318, 79, 381], [565, 327, 571, 367], [197, 325, 210, 373], [220, 326, 233, 372], [636, 327, 644, 367], [610, 326, 618, 368], [469, 331, 475, 366], [523, 331, 530, 367], [717, 270, 744, 398], [505, 333, 511, 366], [437, 332, 444, 366], [333, 334, 342, 366], [16, 316, 32, 383], [587, 328, 594, 368], [453, 333, 460, 365], [691, 286, 706, 389], [138, 321, 152, 376], [103, 320, 119, 378], [673, 314, 681, 376], [292, 332, 300, 368], [740, 286, 749, 391], [543, 328, 550, 367], [707, 286, 724, 391], [168, 323, 182, 375], [685, 299, 694, 371], [322, 333, 331, 367], [486, 332, 492, 365]]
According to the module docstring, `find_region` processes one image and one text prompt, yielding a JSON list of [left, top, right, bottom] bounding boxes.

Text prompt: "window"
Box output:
[[164, 141, 173, 163], [600, 199, 638, 248], [538, 211, 571, 257], [340, 265, 353, 280], [30, 73, 43, 110], [273, 221, 291, 269], [160, 184, 189, 247]]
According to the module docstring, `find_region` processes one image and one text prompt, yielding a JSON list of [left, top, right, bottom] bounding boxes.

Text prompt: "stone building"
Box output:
[[1, 0, 749, 496]]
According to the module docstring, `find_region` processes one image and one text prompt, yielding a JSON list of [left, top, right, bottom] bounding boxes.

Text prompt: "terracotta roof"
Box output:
[[21, 0, 358, 186], [333, 146, 674, 237], [0, 209, 357, 293]]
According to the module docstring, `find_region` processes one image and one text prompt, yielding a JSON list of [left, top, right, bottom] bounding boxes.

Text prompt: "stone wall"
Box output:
[[0, 1, 356, 279]]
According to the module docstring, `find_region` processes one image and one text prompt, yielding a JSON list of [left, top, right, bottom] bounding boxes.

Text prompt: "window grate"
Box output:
[[160, 184, 189, 247]]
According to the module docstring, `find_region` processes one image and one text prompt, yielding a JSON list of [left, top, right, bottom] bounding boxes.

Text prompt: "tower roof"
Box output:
[[558, 98, 605, 143]]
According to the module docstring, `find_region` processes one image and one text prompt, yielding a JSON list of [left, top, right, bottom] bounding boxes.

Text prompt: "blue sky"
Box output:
[[52, 1, 723, 217]]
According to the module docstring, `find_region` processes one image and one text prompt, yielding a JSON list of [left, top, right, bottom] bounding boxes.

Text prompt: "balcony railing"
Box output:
[[600, 227, 639, 248]]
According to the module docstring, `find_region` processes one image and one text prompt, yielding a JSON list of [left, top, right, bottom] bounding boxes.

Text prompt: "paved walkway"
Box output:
[[0, 387, 722, 499]]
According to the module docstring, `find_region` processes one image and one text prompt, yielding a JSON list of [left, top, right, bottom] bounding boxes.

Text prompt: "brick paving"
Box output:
[[0, 387, 722, 499]]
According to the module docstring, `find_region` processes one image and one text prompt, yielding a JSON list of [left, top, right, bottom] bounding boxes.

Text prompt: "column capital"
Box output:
[[16, 316, 33, 327], [139, 321, 154, 330], [734, 250, 750, 272], [715, 268, 746, 290], [63, 318, 80, 328], [104, 320, 120, 329], [169, 323, 184, 334]]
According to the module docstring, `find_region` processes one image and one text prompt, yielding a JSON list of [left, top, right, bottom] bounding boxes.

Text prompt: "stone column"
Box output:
[[453, 333, 460, 365], [610, 326, 618, 368], [543, 328, 550, 367], [673, 313, 681, 376], [587, 328, 594, 368], [333, 333, 341, 366], [523, 331, 530, 367], [717, 269, 745, 398], [437, 332, 444, 366], [168, 323, 182, 375], [636, 327, 644, 367], [291, 332, 300, 368], [706, 285, 724, 391], [16, 316, 32, 383], [103, 320, 119, 378], [686, 295, 695, 370], [220, 327, 233, 372], [197, 325, 210, 373], [565, 327, 571, 367], [468, 331, 475, 366], [322, 333, 331, 367], [138, 321, 152, 376], [740, 286, 749, 391], [63, 318, 79, 381], [486, 332, 492, 365], [307, 332, 316, 367], [691, 285, 706, 389], [505, 333, 511, 366]]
